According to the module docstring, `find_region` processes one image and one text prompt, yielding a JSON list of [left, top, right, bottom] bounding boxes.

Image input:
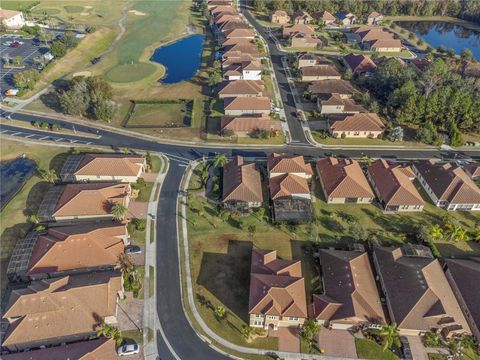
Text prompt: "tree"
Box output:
[[461, 48, 473, 62], [60, 32, 80, 48], [375, 323, 401, 351], [38, 29, 52, 45], [96, 322, 123, 345], [50, 40, 67, 58], [361, 154, 372, 166], [423, 330, 442, 347], [207, 68, 222, 87], [242, 325, 255, 341], [92, 100, 115, 121], [344, 68, 353, 80], [27, 214, 39, 224], [300, 319, 322, 351], [110, 203, 128, 220], [447, 48, 456, 57], [214, 305, 226, 319], [387, 126, 404, 142], [13, 69, 40, 89], [248, 224, 257, 238], [117, 252, 134, 274], [213, 154, 228, 168], [37, 168, 58, 183], [12, 56, 23, 67], [444, 223, 468, 242], [430, 224, 444, 241]]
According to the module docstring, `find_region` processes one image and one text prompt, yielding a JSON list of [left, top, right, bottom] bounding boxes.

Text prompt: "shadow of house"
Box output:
[[49, 152, 69, 173], [197, 240, 253, 322], [23, 181, 51, 217], [290, 239, 321, 298]]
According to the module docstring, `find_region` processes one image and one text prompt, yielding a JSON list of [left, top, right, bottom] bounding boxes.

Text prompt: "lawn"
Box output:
[[105, 63, 160, 83], [150, 155, 164, 173], [135, 182, 154, 202], [127, 222, 146, 246], [1, 1, 37, 10], [355, 339, 399, 360], [126, 102, 187, 128], [311, 131, 431, 147]]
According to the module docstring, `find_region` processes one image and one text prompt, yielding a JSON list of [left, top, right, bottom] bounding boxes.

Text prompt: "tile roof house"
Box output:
[[367, 159, 424, 212], [38, 182, 131, 222], [217, 80, 264, 98], [223, 59, 262, 80], [268, 153, 313, 221], [222, 156, 263, 211], [308, 79, 354, 100], [210, 5, 236, 17], [353, 26, 403, 52], [366, 38, 403, 52], [464, 162, 480, 180], [223, 28, 255, 39], [222, 53, 259, 67], [213, 14, 243, 29], [249, 249, 307, 330], [367, 11, 383, 25], [223, 96, 271, 116], [290, 32, 326, 49], [282, 24, 315, 38], [292, 10, 313, 24], [300, 65, 340, 81], [316, 157, 374, 204], [317, 93, 366, 115], [314, 10, 336, 25], [2, 271, 122, 351], [223, 43, 260, 58], [220, 115, 281, 136], [328, 113, 385, 138], [0, 9, 25, 29], [297, 52, 330, 68], [7, 222, 128, 282], [60, 153, 145, 183], [312, 249, 385, 329], [444, 258, 480, 339], [343, 53, 377, 74], [2, 338, 117, 360], [271, 10, 290, 24], [335, 11, 356, 26], [217, 21, 250, 40], [413, 160, 480, 211], [221, 36, 253, 47], [373, 245, 471, 337]]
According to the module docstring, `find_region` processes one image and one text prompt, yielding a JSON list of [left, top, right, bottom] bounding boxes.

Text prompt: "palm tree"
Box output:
[[444, 223, 468, 242], [360, 154, 372, 166], [121, 147, 130, 154], [301, 319, 322, 352], [27, 214, 39, 224], [214, 305, 226, 319], [242, 325, 255, 341], [96, 322, 123, 345], [376, 322, 401, 351], [213, 154, 228, 168], [110, 203, 128, 220], [37, 168, 58, 183], [117, 253, 134, 274], [430, 224, 444, 241]]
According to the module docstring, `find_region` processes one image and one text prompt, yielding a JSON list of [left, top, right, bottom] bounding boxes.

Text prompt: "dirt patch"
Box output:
[[129, 10, 146, 16], [72, 71, 92, 77]]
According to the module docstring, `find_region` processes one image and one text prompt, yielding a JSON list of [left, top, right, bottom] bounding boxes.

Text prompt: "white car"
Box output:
[[117, 343, 140, 356]]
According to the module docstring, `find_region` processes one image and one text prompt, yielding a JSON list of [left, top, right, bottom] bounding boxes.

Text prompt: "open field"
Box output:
[[126, 102, 188, 128]]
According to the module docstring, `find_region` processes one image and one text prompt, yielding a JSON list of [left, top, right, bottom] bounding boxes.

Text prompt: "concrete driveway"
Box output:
[[268, 327, 300, 353], [318, 329, 357, 358]]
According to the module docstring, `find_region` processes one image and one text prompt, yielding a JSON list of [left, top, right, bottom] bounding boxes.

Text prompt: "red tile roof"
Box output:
[[329, 113, 385, 133], [269, 174, 310, 200], [343, 53, 377, 73], [224, 96, 270, 111], [223, 156, 263, 203]]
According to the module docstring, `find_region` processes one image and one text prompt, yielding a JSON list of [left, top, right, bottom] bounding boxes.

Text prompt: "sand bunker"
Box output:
[[84, 5, 92, 9], [80, 12, 89, 15], [129, 10, 146, 16], [73, 71, 92, 77]]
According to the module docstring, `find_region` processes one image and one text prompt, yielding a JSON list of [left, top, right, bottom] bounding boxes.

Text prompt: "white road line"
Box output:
[[54, 138, 64, 142], [69, 140, 78, 143], [11, 132, 22, 136], [0, 130, 7, 134], [25, 134, 34, 138], [39, 136, 49, 140], [85, 142, 92, 145]]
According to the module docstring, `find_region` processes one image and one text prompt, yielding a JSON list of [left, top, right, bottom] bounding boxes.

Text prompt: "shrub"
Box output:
[[40, 122, 49, 129], [133, 218, 146, 231], [340, 132, 346, 139], [32, 120, 41, 127], [51, 123, 62, 131]]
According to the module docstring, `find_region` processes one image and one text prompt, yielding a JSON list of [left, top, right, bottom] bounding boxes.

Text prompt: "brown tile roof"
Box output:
[[301, 65, 340, 77], [293, 11, 312, 21], [2, 271, 122, 348], [464, 162, 480, 178], [223, 28, 255, 38], [414, 160, 480, 204], [316, 157, 374, 199], [308, 79, 354, 96], [224, 43, 260, 56], [445, 258, 480, 335], [223, 60, 262, 77], [224, 96, 270, 111], [211, 5, 236, 16], [267, 153, 311, 174], [0, 9, 21, 20], [343, 53, 377, 73], [272, 10, 289, 17], [27, 223, 127, 275], [329, 113, 385, 133], [357, 28, 391, 41], [368, 11, 382, 18], [269, 174, 310, 200], [249, 249, 307, 318], [282, 24, 315, 37], [312, 250, 385, 323], [222, 53, 259, 66], [223, 156, 263, 203], [222, 37, 253, 47], [315, 10, 336, 21], [221, 115, 281, 133], [320, 93, 366, 112], [368, 38, 403, 49], [53, 183, 130, 218], [218, 80, 264, 96], [291, 33, 321, 44], [368, 159, 424, 207], [374, 246, 470, 333], [220, 20, 250, 33], [214, 14, 242, 25], [75, 154, 145, 177], [2, 338, 117, 360]]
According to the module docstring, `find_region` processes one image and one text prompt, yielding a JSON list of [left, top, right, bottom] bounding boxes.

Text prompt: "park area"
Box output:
[[123, 100, 193, 129], [182, 160, 480, 353]]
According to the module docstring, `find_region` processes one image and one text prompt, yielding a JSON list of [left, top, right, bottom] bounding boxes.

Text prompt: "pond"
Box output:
[[396, 21, 480, 60], [150, 34, 205, 84], [0, 157, 37, 210]]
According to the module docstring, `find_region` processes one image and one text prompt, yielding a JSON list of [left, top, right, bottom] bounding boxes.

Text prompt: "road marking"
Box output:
[[11, 132, 22, 136], [54, 138, 64, 142], [25, 134, 34, 138], [0, 130, 7, 134], [39, 136, 49, 140], [69, 140, 78, 143]]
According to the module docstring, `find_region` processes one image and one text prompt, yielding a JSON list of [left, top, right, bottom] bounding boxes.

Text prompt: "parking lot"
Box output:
[[0, 34, 51, 91]]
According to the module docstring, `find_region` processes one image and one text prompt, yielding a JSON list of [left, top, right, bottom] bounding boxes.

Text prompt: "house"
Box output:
[[344, 32, 362, 45], [2, 271, 122, 351], [282, 24, 315, 38], [300, 65, 340, 81], [249, 249, 307, 330], [217, 21, 250, 40], [366, 11, 383, 25], [343, 53, 377, 74], [315, 10, 336, 25], [290, 33, 325, 49], [373, 245, 471, 337], [222, 156, 263, 211], [271, 10, 290, 24], [220, 115, 281, 136], [353, 27, 403, 52], [292, 10, 313, 24], [367, 159, 424, 212], [268, 153, 313, 221], [222, 37, 253, 47], [312, 249, 385, 329], [223, 28, 255, 39], [223, 59, 262, 80], [366, 38, 403, 52], [207, 0, 232, 10], [0, 9, 25, 29], [317, 93, 365, 114], [223, 96, 271, 116], [222, 53, 259, 67], [218, 80, 264, 98], [411, 58, 431, 72], [464, 162, 480, 180], [412, 160, 480, 211], [444, 258, 480, 339], [210, 5, 236, 17], [316, 157, 375, 204], [213, 14, 243, 29], [7, 222, 128, 282], [335, 11, 356, 26], [308, 79, 354, 100], [2, 338, 117, 360], [223, 43, 260, 58], [60, 153, 146, 183], [328, 113, 385, 138], [297, 53, 330, 68], [38, 182, 131, 222]]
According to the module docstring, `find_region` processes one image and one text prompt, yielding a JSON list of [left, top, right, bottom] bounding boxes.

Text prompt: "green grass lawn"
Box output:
[[127, 102, 187, 127], [135, 182, 154, 202], [64, 5, 84, 13], [121, 329, 143, 345], [150, 155, 163, 173], [1, 1, 37, 10], [428, 354, 448, 360], [105, 63, 159, 83], [311, 132, 426, 147], [127, 222, 146, 245], [355, 339, 399, 360]]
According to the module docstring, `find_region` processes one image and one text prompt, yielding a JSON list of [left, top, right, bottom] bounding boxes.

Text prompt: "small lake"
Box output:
[[0, 157, 37, 210], [396, 21, 480, 60], [150, 34, 205, 84]]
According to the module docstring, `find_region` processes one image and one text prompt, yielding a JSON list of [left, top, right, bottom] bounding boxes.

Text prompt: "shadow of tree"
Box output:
[[23, 181, 51, 217]]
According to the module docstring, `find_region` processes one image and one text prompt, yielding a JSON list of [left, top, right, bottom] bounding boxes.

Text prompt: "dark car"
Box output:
[[10, 41, 20, 48], [125, 245, 142, 255]]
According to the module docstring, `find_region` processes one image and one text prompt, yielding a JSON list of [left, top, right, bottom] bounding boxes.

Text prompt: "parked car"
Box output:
[[125, 245, 142, 255], [117, 343, 140, 356], [10, 41, 21, 48], [4, 88, 19, 96]]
